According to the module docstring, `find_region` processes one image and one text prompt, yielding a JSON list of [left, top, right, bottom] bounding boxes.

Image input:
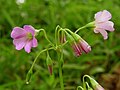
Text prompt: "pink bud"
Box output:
[[48, 65, 53, 75]]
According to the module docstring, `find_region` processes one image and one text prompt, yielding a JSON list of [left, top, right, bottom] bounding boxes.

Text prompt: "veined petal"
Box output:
[[11, 27, 26, 39], [72, 42, 82, 57], [24, 40, 32, 53], [13, 37, 27, 50], [95, 11, 102, 20], [97, 29, 108, 40], [23, 25, 35, 36], [97, 21, 114, 31], [32, 38, 38, 47], [95, 10, 112, 22], [79, 40, 91, 53]]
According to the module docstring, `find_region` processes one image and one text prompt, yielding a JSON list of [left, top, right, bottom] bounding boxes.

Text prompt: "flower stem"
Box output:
[[26, 47, 54, 83], [75, 25, 87, 33], [57, 50, 64, 90], [75, 21, 95, 33], [55, 25, 61, 46], [39, 29, 54, 46], [77, 86, 84, 90]]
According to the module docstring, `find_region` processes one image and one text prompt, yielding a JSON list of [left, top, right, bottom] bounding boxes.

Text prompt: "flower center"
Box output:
[[27, 32, 33, 40]]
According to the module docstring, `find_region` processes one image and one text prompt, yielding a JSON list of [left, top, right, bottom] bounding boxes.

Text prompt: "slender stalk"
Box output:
[[38, 29, 54, 46], [75, 21, 95, 33], [83, 75, 87, 90], [75, 25, 87, 33], [26, 47, 54, 83], [29, 47, 53, 70], [58, 51, 64, 90], [77, 86, 84, 90], [55, 25, 61, 46]]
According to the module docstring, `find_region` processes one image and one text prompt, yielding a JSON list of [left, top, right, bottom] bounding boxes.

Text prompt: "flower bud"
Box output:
[[66, 33, 82, 57], [72, 33, 91, 54], [46, 54, 53, 75]]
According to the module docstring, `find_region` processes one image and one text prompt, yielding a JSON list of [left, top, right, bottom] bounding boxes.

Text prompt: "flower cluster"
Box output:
[[11, 10, 114, 55], [10, 10, 115, 90]]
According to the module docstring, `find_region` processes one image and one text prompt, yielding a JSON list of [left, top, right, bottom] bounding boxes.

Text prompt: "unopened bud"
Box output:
[[46, 54, 53, 75]]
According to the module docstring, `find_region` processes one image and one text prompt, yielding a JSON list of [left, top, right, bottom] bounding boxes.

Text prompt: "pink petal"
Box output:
[[13, 37, 27, 50], [96, 21, 114, 31], [24, 40, 32, 53], [23, 25, 35, 36], [79, 40, 91, 53], [95, 10, 112, 22], [72, 43, 82, 57], [97, 29, 108, 40], [11, 27, 26, 39], [94, 28, 99, 33], [95, 11, 102, 20], [32, 38, 38, 47]]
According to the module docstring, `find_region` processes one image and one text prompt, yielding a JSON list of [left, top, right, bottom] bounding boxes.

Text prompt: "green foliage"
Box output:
[[0, 0, 120, 90]]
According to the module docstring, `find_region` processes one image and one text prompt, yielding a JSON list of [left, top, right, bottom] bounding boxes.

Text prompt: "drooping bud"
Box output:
[[46, 53, 53, 75], [26, 70, 33, 84], [72, 42, 82, 57], [72, 33, 91, 54], [66, 33, 82, 57]]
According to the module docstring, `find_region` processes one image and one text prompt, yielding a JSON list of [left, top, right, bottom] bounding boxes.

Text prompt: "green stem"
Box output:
[[75, 21, 95, 33], [55, 25, 61, 46], [83, 75, 87, 90], [75, 25, 87, 33], [38, 29, 54, 46], [58, 52, 64, 90], [77, 86, 84, 90], [26, 47, 54, 83], [29, 47, 54, 71], [82, 75, 92, 90]]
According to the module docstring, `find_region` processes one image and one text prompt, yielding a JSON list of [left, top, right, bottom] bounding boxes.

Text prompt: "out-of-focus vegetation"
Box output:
[[0, 0, 120, 90]]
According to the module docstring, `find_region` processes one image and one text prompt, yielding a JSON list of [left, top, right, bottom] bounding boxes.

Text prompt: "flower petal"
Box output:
[[79, 39, 91, 53], [32, 38, 38, 47], [72, 42, 82, 57], [13, 37, 27, 50], [94, 28, 99, 33], [23, 25, 35, 36], [24, 40, 32, 53], [97, 29, 108, 40], [95, 10, 112, 22], [96, 21, 114, 31], [11, 27, 26, 39]]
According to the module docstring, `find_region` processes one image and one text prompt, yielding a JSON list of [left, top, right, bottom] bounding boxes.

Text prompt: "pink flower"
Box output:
[[72, 38, 91, 57], [11, 25, 38, 53], [94, 10, 114, 39]]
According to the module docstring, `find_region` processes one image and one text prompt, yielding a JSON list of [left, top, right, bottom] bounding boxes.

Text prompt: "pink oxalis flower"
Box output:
[[94, 10, 115, 39], [11, 25, 38, 53]]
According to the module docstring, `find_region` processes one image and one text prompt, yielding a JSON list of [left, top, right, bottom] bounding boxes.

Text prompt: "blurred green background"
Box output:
[[0, 0, 120, 90]]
